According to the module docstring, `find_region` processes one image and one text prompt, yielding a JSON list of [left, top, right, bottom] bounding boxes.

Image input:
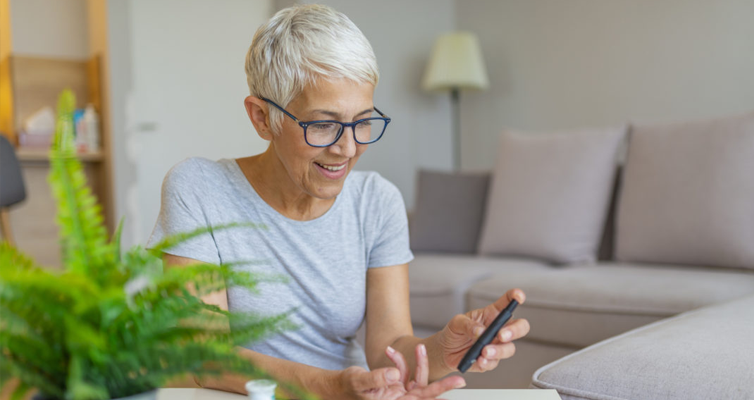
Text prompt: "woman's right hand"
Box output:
[[334, 344, 466, 400]]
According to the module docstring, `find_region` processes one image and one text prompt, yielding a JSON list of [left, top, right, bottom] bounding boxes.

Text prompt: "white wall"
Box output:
[[108, 0, 272, 248], [10, 0, 89, 58], [457, 0, 754, 170], [301, 0, 456, 209], [107, 0, 455, 250], [106, 0, 137, 248]]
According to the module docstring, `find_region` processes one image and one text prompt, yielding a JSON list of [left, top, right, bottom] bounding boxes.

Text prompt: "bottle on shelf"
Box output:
[[83, 104, 101, 153]]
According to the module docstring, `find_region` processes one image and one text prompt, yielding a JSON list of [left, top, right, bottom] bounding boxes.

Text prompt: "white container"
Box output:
[[245, 379, 276, 400], [83, 104, 101, 152]]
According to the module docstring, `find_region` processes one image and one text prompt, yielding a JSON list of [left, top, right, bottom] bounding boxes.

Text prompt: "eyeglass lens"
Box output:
[[306, 118, 387, 146]]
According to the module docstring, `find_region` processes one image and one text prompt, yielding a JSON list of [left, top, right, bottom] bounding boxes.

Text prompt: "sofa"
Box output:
[[404, 110, 754, 398]]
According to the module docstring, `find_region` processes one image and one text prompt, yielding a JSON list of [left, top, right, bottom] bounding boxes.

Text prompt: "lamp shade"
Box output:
[[422, 32, 489, 92]]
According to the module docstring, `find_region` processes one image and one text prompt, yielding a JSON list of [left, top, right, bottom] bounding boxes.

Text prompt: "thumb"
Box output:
[[353, 367, 401, 391]]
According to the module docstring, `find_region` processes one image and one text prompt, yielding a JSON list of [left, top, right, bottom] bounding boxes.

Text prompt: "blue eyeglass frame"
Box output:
[[261, 97, 392, 148]]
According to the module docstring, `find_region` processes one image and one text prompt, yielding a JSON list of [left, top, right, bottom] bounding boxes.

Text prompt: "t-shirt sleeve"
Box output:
[[146, 158, 221, 264], [367, 177, 414, 268]]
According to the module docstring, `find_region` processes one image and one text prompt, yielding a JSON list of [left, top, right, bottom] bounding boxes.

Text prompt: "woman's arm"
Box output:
[[163, 254, 454, 400], [365, 265, 531, 382], [161, 254, 341, 398], [364, 264, 451, 381]]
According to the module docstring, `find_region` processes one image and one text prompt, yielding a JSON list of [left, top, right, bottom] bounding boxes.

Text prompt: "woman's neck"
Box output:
[[236, 149, 336, 221]]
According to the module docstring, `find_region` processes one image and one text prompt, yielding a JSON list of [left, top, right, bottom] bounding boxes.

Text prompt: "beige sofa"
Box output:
[[406, 110, 754, 395]]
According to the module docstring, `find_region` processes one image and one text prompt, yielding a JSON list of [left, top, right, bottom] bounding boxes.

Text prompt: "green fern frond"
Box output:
[[48, 89, 110, 277], [0, 242, 40, 272], [111, 218, 125, 264], [147, 222, 267, 256]]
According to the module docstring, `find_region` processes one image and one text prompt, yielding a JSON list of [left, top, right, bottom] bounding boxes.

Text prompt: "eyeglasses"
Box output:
[[262, 97, 391, 147]]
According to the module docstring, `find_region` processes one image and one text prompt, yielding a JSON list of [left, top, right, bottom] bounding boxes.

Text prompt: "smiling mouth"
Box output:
[[314, 162, 347, 172]]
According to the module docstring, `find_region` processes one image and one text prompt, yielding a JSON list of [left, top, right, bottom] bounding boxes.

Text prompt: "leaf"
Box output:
[[48, 89, 110, 278], [147, 222, 267, 256], [112, 218, 125, 263], [0, 242, 40, 272]]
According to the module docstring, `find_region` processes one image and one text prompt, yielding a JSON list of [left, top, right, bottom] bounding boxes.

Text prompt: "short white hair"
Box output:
[[245, 4, 380, 133]]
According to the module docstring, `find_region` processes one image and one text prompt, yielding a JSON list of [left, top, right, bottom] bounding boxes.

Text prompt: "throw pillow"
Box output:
[[615, 111, 754, 270], [478, 126, 627, 264], [409, 169, 491, 254]]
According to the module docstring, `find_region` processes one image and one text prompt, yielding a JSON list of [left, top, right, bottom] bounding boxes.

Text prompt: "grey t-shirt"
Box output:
[[146, 157, 413, 371]]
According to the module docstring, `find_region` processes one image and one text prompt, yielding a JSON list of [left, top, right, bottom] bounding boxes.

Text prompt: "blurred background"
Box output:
[[1, 0, 753, 267]]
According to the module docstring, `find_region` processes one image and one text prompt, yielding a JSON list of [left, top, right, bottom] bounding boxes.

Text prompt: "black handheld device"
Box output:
[[457, 299, 518, 373]]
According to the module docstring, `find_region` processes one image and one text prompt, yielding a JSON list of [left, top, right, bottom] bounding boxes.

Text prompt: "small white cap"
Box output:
[[245, 379, 277, 394]]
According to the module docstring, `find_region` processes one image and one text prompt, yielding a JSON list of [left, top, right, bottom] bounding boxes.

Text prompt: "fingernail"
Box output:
[[486, 347, 496, 357], [455, 381, 467, 389], [386, 369, 400, 382], [420, 344, 427, 356], [386, 346, 395, 354], [474, 327, 484, 337], [502, 330, 513, 341]]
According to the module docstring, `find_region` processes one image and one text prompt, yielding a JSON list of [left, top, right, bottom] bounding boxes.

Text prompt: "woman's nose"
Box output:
[[329, 126, 358, 158]]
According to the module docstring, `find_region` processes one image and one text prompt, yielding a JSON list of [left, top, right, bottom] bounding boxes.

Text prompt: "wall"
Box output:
[[106, 0, 136, 248], [301, 0, 457, 209], [107, 0, 272, 248], [106, 0, 455, 249], [10, 0, 89, 58], [457, 0, 754, 170]]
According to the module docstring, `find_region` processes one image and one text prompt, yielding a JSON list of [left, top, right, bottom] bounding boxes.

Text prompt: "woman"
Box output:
[[148, 5, 530, 400]]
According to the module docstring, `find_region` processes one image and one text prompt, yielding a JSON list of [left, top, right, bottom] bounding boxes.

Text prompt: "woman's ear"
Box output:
[[244, 96, 274, 141]]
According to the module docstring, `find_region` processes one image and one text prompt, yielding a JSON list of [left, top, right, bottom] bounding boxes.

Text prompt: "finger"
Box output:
[[484, 289, 526, 326], [353, 367, 401, 390], [386, 346, 409, 385], [410, 375, 466, 398], [481, 342, 516, 361], [495, 318, 530, 344], [414, 344, 429, 387], [472, 355, 500, 372], [492, 288, 526, 311]]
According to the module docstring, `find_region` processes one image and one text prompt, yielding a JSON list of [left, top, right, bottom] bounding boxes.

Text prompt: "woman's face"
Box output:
[[270, 79, 375, 200]]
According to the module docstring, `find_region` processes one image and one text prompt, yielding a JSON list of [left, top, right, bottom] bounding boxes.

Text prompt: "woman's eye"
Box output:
[[311, 123, 336, 130]]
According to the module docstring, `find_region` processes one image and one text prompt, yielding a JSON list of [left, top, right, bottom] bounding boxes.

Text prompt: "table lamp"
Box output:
[[422, 32, 489, 170]]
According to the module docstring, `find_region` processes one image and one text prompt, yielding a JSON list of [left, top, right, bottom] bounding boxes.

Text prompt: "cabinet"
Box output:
[[0, 0, 114, 269]]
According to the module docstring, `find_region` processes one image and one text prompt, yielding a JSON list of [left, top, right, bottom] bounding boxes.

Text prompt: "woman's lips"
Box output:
[[314, 161, 348, 179]]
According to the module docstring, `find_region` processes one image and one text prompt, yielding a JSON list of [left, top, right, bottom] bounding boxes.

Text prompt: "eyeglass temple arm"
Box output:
[[374, 106, 389, 119], [261, 97, 300, 123]]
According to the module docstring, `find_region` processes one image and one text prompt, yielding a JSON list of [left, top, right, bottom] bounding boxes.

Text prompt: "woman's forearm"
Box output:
[[197, 346, 339, 399]]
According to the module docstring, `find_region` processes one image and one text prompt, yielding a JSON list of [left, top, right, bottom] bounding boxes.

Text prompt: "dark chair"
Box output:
[[0, 134, 26, 244]]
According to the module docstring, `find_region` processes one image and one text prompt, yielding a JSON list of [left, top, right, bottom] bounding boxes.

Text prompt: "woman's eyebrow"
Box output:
[[309, 108, 374, 119]]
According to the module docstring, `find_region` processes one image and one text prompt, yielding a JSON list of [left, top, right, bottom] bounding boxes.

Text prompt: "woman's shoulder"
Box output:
[[161, 157, 236, 194], [164, 157, 233, 182]]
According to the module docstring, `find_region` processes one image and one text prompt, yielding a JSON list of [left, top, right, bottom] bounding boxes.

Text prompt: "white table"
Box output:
[[157, 388, 562, 399]]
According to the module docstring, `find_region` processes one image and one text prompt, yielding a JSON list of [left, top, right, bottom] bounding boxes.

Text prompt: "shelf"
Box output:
[[16, 147, 104, 162]]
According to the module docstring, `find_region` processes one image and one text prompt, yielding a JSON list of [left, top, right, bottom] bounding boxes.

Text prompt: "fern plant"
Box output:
[[0, 90, 304, 400]]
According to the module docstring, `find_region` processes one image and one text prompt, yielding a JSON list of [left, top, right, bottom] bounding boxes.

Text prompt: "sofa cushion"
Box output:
[[409, 254, 550, 329], [531, 295, 754, 399], [478, 126, 626, 264], [467, 262, 754, 348], [616, 111, 754, 270], [410, 170, 491, 254]]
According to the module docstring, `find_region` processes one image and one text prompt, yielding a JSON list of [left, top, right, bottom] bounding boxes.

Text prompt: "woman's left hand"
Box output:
[[436, 288, 530, 373], [383, 343, 465, 398]]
